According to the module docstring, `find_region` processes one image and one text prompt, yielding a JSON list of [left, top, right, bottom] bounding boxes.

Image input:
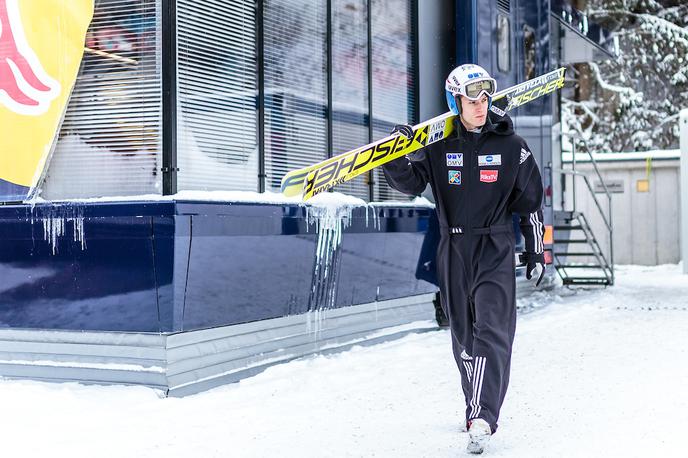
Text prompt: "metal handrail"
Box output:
[[556, 170, 611, 231], [576, 212, 614, 284], [556, 134, 615, 285]]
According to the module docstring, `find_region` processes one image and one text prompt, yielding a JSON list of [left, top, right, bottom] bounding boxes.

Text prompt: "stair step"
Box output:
[[553, 212, 580, 223], [557, 264, 605, 269], [554, 225, 583, 231], [562, 277, 611, 286], [555, 239, 590, 244], [554, 252, 595, 256], [554, 211, 579, 219]]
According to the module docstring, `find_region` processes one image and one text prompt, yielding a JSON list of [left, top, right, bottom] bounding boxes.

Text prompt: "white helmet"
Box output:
[[445, 64, 497, 115]]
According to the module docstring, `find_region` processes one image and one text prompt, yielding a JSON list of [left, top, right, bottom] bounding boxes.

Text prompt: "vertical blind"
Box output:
[[331, 0, 370, 200], [41, 0, 162, 199], [263, 0, 328, 192], [176, 0, 258, 192], [371, 0, 416, 202]]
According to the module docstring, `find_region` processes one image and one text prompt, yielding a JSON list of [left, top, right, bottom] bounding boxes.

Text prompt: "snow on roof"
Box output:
[[26, 190, 435, 208], [562, 148, 680, 163]]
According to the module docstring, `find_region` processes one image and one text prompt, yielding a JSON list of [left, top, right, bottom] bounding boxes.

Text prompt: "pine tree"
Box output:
[[563, 0, 688, 153]]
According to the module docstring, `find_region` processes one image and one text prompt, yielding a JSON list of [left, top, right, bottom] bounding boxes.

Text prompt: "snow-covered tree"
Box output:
[[563, 0, 688, 153]]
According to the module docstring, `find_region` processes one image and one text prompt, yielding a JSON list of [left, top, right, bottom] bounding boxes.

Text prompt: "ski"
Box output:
[[280, 67, 566, 200]]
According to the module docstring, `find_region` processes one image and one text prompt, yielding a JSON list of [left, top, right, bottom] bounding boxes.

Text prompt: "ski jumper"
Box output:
[[382, 112, 544, 432]]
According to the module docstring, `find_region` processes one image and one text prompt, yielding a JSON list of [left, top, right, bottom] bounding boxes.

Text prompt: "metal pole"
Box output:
[[367, 0, 374, 201], [571, 140, 577, 212], [680, 109, 688, 274], [161, 0, 178, 195], [608, 190, 614, 283], [326, 0, 333, 159], [257, 0, 265, 193]]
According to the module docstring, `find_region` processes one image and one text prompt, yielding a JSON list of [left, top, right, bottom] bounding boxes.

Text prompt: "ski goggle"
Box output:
[[462, 78, 496, 100]]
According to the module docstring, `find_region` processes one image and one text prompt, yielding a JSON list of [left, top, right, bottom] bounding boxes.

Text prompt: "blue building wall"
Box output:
[[0, 201, 436, 333]]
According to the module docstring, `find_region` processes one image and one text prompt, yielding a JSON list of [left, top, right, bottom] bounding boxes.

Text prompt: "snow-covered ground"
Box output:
[[1, 264, 687, 457]]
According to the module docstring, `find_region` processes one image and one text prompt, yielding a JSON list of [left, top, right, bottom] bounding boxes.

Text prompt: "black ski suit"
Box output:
[[382, 113, 544, 432]]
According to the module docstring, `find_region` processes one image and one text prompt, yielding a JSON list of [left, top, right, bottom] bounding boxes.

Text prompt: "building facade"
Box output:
[[0, 0, 613, 394]]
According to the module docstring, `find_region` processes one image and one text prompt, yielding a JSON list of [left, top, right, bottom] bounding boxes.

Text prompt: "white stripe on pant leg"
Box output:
[[469, 357, 482, 418], [461, 350, 473, 382], [473, 357, 486, 419], [470, 357, 486, 419], [469, 357, 479, 418], [469, 359, 476, 418], [475, 357, 485, 418], [474, 357, 486, 418]]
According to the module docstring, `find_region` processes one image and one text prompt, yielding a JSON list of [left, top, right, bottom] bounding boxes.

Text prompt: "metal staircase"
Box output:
[[554, 138, 614, 286], [553, 210, 613, 286]]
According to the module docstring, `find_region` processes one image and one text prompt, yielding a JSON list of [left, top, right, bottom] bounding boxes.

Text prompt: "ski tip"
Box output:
[[280, 171, 309, 197], [280, 181, 304, 197]]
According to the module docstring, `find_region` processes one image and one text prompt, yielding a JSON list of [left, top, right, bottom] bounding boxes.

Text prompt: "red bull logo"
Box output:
[[0, 0, 93, 200], [0, 0, 60, 115]]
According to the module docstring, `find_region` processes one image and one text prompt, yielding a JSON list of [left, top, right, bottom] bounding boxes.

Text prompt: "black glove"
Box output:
[[519, 252, 546, 287], [390, 124, 414, 140]]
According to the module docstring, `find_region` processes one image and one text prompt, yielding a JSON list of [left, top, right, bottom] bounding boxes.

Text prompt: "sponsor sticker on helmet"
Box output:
[[448, 170, 462, 185], [480, 170, 498, 183], [446, 153, 463, 167], [478, 154, 501, 166]]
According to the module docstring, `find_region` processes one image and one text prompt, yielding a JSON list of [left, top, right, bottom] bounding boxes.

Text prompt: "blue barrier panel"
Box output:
[[0, 201, 437, 333]]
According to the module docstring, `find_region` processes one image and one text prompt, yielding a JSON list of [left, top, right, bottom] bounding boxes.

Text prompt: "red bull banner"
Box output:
[[0, 0, 94, 201]]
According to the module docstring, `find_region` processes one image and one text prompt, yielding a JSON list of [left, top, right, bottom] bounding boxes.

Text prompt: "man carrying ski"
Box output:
[[383, 63, 546, 454]]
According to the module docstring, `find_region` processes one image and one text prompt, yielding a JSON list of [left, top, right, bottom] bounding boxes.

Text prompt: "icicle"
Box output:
[[42, 215, 65, 255], [305, 198, 353, 335], [67, 216, 87, 250], [38, 205, 87, 255]]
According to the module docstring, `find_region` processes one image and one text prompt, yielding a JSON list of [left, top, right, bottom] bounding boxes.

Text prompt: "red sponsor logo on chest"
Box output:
[[480, 170, 498, 183]]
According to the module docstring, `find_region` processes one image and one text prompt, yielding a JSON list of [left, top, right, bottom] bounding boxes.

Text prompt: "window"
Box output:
[[176, 0, 258, 192], [331, 0, 370, 200], [497, 14, 510, 73], [39, 0, 418, 202], [371, 0, 416, 202], [263, 0, 328, 192], [524, 25, 536, 81], [41, 0, 162, 199], [262, 0, 415, 201]]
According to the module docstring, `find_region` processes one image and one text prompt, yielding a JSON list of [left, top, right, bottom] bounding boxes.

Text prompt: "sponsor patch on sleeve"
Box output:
[[480, 170, 498, 183], [446, 153, 463, 167], [448, 170, 462, 185], [519, 148, 531, 164], [478, 154, 501, 166]]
